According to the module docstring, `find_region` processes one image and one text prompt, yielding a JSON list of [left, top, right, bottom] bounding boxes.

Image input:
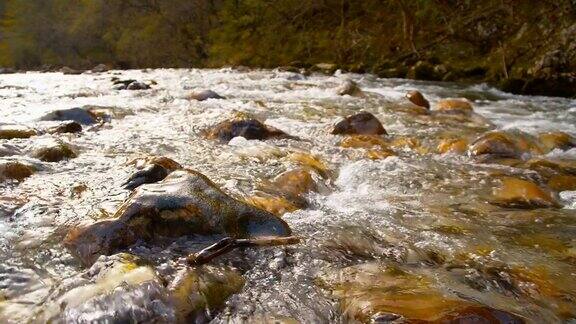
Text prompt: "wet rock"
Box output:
[[491, 177, 559, 209], [438, 306, 525, 323], [187, 89, 225, 101], [60, 66, 83, 75], [469, 131, 521, 158], [437, 138, 469, 154], [318, 263, 475, 322], [126, 81, 151, 90], [39, 107, 98, 125], [169, 265, 245, 322], [0, 124, 37, 139], [204, 115, 290, 142], [538, 131, 575, 153], [268, 169, 318, 198], [331, 112, 387, 135], [91, 64, 111, 73], [112, 79, 151, 90], [0, 160, 35, 181], [548, 175, 576, 192], [405, 90, 430, 109], [246, 195, 299, 216], [335, 79, 363, 96], [47, 121, 82, 134], [0, 143, 22, 157], [435, 99, 474, 114], [30, 138, 77, 162], [340, 135, 389, 150], [366, 149, 397, 160], [123, 156, 182, 190], [64, 170, 292, 265], [286, 152, 331, 179], [312, 63, 338, 74]]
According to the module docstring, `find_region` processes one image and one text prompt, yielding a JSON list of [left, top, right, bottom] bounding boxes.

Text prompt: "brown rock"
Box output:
[[272, 169, 317, 197], [204, 115, 289, 142], [406, 90, 430, 109], [336, 80, 363, 96], [64, 170, 292, 265], [123, 156, 182, 190], [30, 138, 77, 162], [48, 121, 82, 134], [246, 195, 299, 216], [491, 177, 559, 209], [436, 99, 473, 114], [0, 124, 37, 139], [469, 131, 521, 158], [340, 135, 388, 149], [548, 175, 576, 191], [438, 138, 469, 154], [538, 131, 575, 153], [331, 112, 387, 135], [0, 160, 35, 181]]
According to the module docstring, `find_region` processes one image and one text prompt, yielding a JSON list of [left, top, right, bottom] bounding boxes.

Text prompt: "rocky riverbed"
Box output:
[[1, 68, 576, 323]]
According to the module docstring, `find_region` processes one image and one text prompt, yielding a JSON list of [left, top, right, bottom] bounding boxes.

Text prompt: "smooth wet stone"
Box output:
[[340, 135, 388, 149], [269, 169, 318, 198], [492, 177, 559, 209], [123, 156, 182, 190], [64, 170, 292, 265], [0, 160, 35, 181], [406, 90, 429, 109], [538, 131, 575, 153], [126, 81, 151, 90], [39, 107, 98, 125], [439, 306, 525, 323], [366, 149, 396, 160], [60, 66, 83, 75], [389, 136, 422, 151], [318, 263, 475, 322], [188, 89, 225, 101], [335, 79, 362, 96], [246, 195, 299, 216], [331, 112, 387, 135], [522, 158, 576, 180], [169, 265, 244, 322], [548, 175, 576, 191], [435, 99, 474, 114], [204, 115, 289, 142], [438, 138, 469, 154], [30, 138, 77, 162], [0, 124, 37, 139], [286, 152, 331, 179], [47, 121, 82, 134], [469, 131, 521, 158]]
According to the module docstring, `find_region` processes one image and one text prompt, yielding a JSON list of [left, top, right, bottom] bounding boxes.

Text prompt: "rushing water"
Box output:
[[1, 68, 576, 323]]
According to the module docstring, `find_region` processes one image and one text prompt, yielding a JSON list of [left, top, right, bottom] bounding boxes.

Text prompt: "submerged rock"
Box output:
[[47, 121, 82, 134], [491, 177, 559, 209], [65, 170, 292, 265], [435, 99, 474, 114], [204, 115, 290, 142], [340, 135, 388, 149], [406, 90, 430, 109], [246, 195, 299, 216], [0, 160, 35, 181], [187, 90, 225, 101], [123, 156, 182, 190], [469, 131, 521, 158], [331, 112, 387, 135], [40, 107, 98, 125], [437, 138, 469, 154], [30, 138, 77, 162], [538, 131, 575, 153], [0, 124, 37, 139], [335, 79, 363, 96]]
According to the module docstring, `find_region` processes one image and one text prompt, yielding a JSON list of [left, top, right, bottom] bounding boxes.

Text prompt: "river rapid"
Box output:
[[1, 68, 576, 323]]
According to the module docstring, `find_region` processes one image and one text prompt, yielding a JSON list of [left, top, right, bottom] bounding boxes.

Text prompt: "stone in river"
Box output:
[[0, 124, 37, 139], [48, 121, 83, 134], [491, 177, 559, 209], [406, 90, 430, 109], [123, 156, 182, 190], [435, 98, 474, 114], [39, 107, 98, 125], [30, 138, 77, 162], [204, 114, 290, 142], [255, 168, 319, 212], [335, 79, 363, 96], [331, 112, 387, 135], [187, 89, 225, 101], [0, 160, 35, 181], [538, 131, 575, 153], [64, 170, 292, 265], [437, 138, 469, 154], [548, 175, 576, 191], [126, 81, 151, 90], [469, 131, 522, 158]]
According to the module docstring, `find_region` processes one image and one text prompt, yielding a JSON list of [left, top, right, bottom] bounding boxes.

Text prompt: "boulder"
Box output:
[[435, 99, 474, 114], [123, 156, 182, 190], [491, 177, 559, 209], [313, 63, 338, 74], [0, 124, 37, 139], [126, 81, 151, 90], [187, 90, 225, 101], [91, 64, 111, 73], [406, 90, 430, 109], [112, 79, 151, 90], [64, 170, 292, 265], [548, 175, 576, 192], [204, 115, 290, 142], [48, 121, 82, 134], [469, 131, 520, 158], [40, 107, 98, 125], [538, 132, 575, 153], [60, 66, 83, 75], [246, 195, 299, 216], [331, 112, 387, 135], [437, 138, 468, 154], [30, 138, 77, 162], [0, 160, 35, 181], [335, 79, 363, 96], [340, 135, 389, 150]]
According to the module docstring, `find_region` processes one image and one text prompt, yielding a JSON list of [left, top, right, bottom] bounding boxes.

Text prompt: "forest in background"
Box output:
[[0, 0, 575, 97]]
